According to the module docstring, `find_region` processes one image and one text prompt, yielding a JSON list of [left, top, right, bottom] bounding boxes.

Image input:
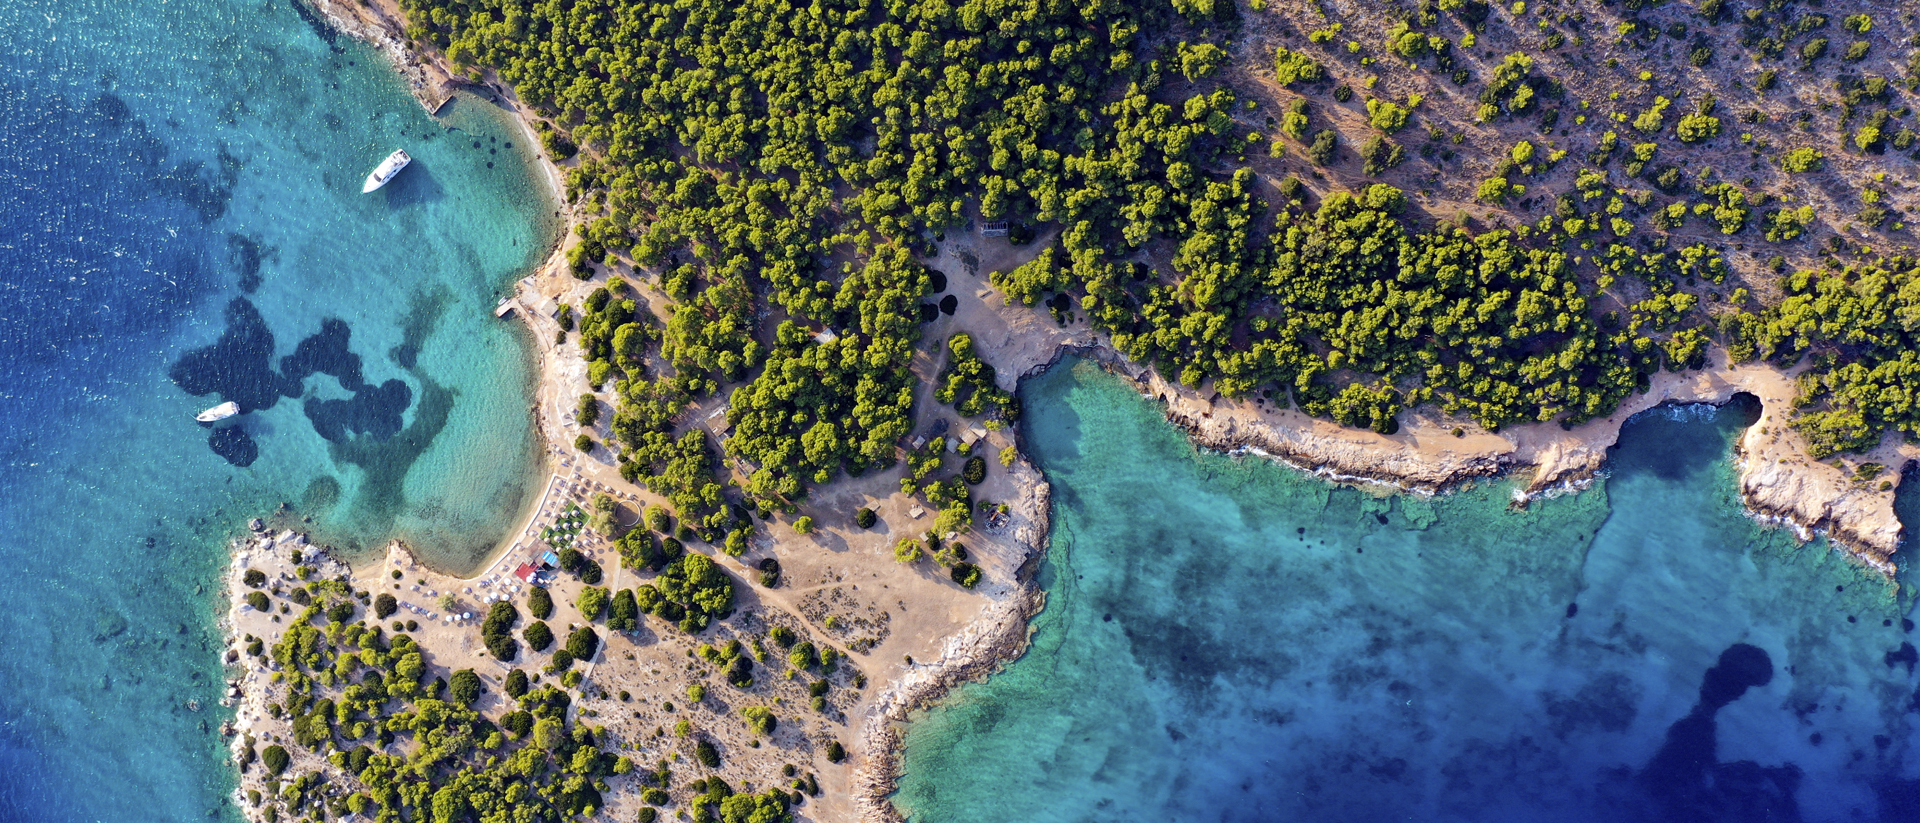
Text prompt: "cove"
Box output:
[[894, 358, 1920, 823], [0, 1, 555, 820]]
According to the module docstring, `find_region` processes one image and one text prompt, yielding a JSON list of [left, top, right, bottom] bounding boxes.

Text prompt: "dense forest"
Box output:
[[401, 0, 1920, 514]]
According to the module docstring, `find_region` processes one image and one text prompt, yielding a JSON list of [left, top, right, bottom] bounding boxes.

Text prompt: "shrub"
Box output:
[[742, 706, 777, 736], [757, 557, 781, 588], [1307, 130, 1338, 165], [1675, 113, 1720, 143], [1365, 98, 1410, 133], [1280, 99, 1310, 139], [371, 593, 396, 619], [566, 626, 601, 661], [243, 569, 267, 588], [696, 739, 721, 768], [826, 741, 846, 763], [769, 626, 797, 647], [524, 621, 555, 651], [1272, 46, 1325, 86], [854, 508, 877, 528], [500, 710, 534, 739], [688, 683, 706, 702], [893, 538, 923, 564], [793, 516, 815, 534], [951, 562, 984, 588], [1177, 42, 1228, 81], [574, 434, 594, 452], [1780, 148, 1823, 172], [1359, 135, 1404, 176], [575, 394, 600, 427], [528, 586, 553, 619], [962, 456, 986, 484], [482, 601, 519, 661], [449, 669, 481, 706], [789, 641, 818, 670], [999, 446, 1017, 466], [245, 591, 270, 612], [609, 588, 640, 632], [578, 586, 609, 620], [1476, 177, 1513, 205], [261, 744, 290, 776]]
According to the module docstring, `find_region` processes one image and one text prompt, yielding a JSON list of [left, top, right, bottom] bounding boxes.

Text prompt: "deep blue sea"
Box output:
[[0, 2, 556, 820], [896, 360, 1920, 823]]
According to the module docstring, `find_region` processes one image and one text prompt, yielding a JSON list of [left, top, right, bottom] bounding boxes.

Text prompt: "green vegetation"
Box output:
[[527, 586, 553, 620], [481, 601, 518, 662], [523, 620, 554, 652], [397, 0, 1920, 537], [257, 580, 627, 823], [635, 553, 736, 634]]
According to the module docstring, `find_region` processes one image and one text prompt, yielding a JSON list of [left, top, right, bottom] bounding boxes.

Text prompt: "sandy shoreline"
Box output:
[[259, 3, 1914, 821]]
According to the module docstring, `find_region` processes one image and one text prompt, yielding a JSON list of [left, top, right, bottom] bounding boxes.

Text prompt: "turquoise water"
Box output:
[[896, 360, 1920, 823], [0, 2, 554, 820]]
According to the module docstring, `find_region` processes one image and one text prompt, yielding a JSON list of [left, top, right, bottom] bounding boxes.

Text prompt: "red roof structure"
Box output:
[[514, 563, 536, 582]]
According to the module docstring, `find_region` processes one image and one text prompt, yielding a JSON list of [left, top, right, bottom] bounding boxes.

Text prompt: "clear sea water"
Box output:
[[0, 2, 556, 820], [896, 359, 1920, 823]]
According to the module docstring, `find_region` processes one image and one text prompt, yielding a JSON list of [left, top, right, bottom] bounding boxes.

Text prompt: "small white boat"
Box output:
[[196, 401, 240, 422], [361, 149, 411, 193]]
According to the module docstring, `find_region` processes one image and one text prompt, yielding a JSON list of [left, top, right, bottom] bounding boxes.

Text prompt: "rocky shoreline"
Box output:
[[283, 3, 1912, 821]]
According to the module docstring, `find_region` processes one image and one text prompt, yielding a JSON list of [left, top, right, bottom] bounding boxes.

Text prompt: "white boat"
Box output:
[[196, 401, 240, 422], [361, 149, 411, 193]]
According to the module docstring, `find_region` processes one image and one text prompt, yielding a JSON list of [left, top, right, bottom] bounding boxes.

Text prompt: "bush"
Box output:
[[854, 508, 877, 528], [770, 626, 797, 647], [609, 588, 640, 632], [793, 516, 815, 534], [578, 586, 609, 620], [245, 591, 270, 612], [1307, 129, 1339, 165], [566, 626, 601, 661], [327, 601, 355, 623], [696, 739, 721, 768], [372, 593, 397, 618], [574, 434, 595, 452], [826, 741, 846, 763], [688, 682, 707, 702], [1272, 46, 1325, 86], [742, 706, 777, 736], [962, 456, 986, 484], [504, 669, 529, 698], [449, 669, 481, 706], [1675, 113, 1721, 143], [576, 394, 600, 427], [1359, 135, 1404, 176], [528, 586, 553, 620], [638, 809, 658, 823], [1781, 148, 1823, 173], [524, 621, 555, 651], [999, 446, 1017, 467], [243, 569, 267, 588], [261, 744, 290, 776], [951, 562, 983, 588], [482, 601, 519, 661], [893, 539, 923, 564], [501, 710, 534, 738]]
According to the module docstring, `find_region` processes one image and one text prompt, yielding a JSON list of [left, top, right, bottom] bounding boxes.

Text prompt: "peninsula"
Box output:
[[220, 0, 1920, 821]]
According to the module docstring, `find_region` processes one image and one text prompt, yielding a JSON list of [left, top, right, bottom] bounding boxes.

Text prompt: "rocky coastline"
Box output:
[[277, 3, 1913, 821]]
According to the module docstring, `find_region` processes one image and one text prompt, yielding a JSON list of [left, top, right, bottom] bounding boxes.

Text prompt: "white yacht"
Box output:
[[196, 401, 240, 422], [361, 149, 411, 192]]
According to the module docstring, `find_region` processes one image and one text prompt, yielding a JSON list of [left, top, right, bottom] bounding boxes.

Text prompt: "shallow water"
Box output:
[[895, 359, 1920, 823], [0, 2, 554, 820]]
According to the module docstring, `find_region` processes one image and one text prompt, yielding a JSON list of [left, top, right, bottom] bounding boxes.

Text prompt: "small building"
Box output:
[[981, 221, 1009, 237], [513, 563, 537, 582], [542, 550, 562, 567]]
